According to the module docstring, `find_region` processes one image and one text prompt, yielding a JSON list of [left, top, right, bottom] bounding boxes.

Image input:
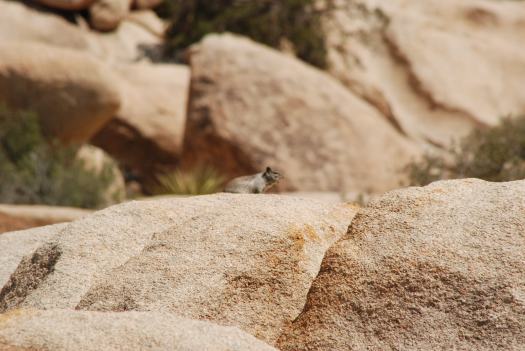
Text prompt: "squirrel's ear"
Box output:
[[266, 167, 272, 173]]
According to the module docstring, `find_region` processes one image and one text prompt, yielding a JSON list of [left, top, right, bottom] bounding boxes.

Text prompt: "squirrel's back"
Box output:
[[224, 167, 282, 194]]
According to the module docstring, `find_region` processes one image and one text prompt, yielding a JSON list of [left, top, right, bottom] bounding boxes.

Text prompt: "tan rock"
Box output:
[[0, 42, 121, 144], [0, 224, 66, 289], [34, 0, 94, 10], [76, 145, 126, 205], [277, 179, 525, 350], [0, 194, 356, 344], [0, 213, 50, 236], [89, 0, 131, 32], [92, 63, 189, 183], [183, 33, 419, 193], [0, 205, 90, 233], [0, 0, 93, 51], [0, 309, 278, 351], [322, 0, 525, 146], [89, 19, 163, 63], [0, 0, 161, 63], [126, 9, 166, 37], [133, 0, 162, 10]]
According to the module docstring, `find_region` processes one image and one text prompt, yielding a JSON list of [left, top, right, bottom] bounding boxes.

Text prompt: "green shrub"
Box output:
[[406, 116, 525, 186], [0, 105, 119, 209], [154, 167, 225, 195], [158, 0, 327, 68]]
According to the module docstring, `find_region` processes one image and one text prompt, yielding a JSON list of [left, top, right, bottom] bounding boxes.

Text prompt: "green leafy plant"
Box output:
[[406, 116, 525, 186], [154, 167, 226, 195], [0, 105, 119, 209], [157, 0, 327, 68]]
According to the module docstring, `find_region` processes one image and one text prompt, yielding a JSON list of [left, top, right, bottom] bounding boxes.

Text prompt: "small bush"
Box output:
[[154, 167, 225, 195], [158, 0, 327, 68], [406, 116, 525, 186], [0, 105, 119, 209]]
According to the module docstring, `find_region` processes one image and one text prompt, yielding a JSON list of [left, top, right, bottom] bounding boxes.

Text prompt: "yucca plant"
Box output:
[[155, 167, 226, 195]]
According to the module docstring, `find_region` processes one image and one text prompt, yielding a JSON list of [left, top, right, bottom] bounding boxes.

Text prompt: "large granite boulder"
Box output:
[[35, 0, 94, 10], [0, 224, 66, 289], [0, 0, 161, 63], [92, 63, 190, 183], [183, 33, 419, 193], [0, 309, 277, 351], [89, 0, 132, 32], [0, 42, 121, 144], [322, 0, 525, 146], [277, 179, 525, 350], [0, 0, 93, 51], [0, 194, 356, 344]]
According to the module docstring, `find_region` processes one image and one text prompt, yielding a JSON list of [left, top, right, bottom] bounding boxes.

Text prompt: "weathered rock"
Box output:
[[0, 224, 66, 289], [76, 145, 126, 205], [0, 214, 48, 236], [90, 19, 162, 63], [89, 0, 131, 32], [0, 309, 278, 351], [0, 194, 356, 344], [322, 0, 525, 146], [133, 0, 162, 10], [277, 179, 525, 350], [0, 0, 161, 63], [0, 42, 121, 144], [0, 0, 93, 51], [92, 63, 190, 183], [126, 9, 166, 37], [0, 205, 90, 235], [35, 0, 94, 10], [183, 33, 419, 193]]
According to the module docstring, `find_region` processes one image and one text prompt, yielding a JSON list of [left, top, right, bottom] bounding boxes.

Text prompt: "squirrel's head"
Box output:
[[262, 167, 282, 185]]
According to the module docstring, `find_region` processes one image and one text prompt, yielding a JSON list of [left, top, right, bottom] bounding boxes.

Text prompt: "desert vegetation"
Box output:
[[0, 105, 119, 209], [154, 166, 225, 195], [406, 116, 525, 186], [157, 0, 327, 67]]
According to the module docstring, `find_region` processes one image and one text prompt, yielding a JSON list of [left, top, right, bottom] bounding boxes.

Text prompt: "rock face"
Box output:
[[0, 0, 162, 63], [277, 179, 525, 350], [92, 19, 162, 63], [0, 214, 51, 236], [322, 0, 525, 146], [133, 0, 162, 10], [184, 33, 419, 193], [0, 195, 356, 344], [0, 224, 66, 289], [35, 0, 94, 10], [0, 42, 121, 144], [0, 0, 93, 51], [92, 63, 190, 183], [0, 310, 278, 351], [0, 205, 90, 234], [89, 0, 131, 32], [127, 9, 166, 37]]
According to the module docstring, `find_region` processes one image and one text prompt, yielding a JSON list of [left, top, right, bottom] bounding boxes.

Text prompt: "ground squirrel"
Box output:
[[224, 167, 282, 193]]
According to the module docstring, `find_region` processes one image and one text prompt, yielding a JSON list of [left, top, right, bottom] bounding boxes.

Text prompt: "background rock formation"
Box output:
[[92, 63, 190, 184], [322, 0, 525, 146], [183, 33, 420, 193], [0, 42, 121, 144]]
